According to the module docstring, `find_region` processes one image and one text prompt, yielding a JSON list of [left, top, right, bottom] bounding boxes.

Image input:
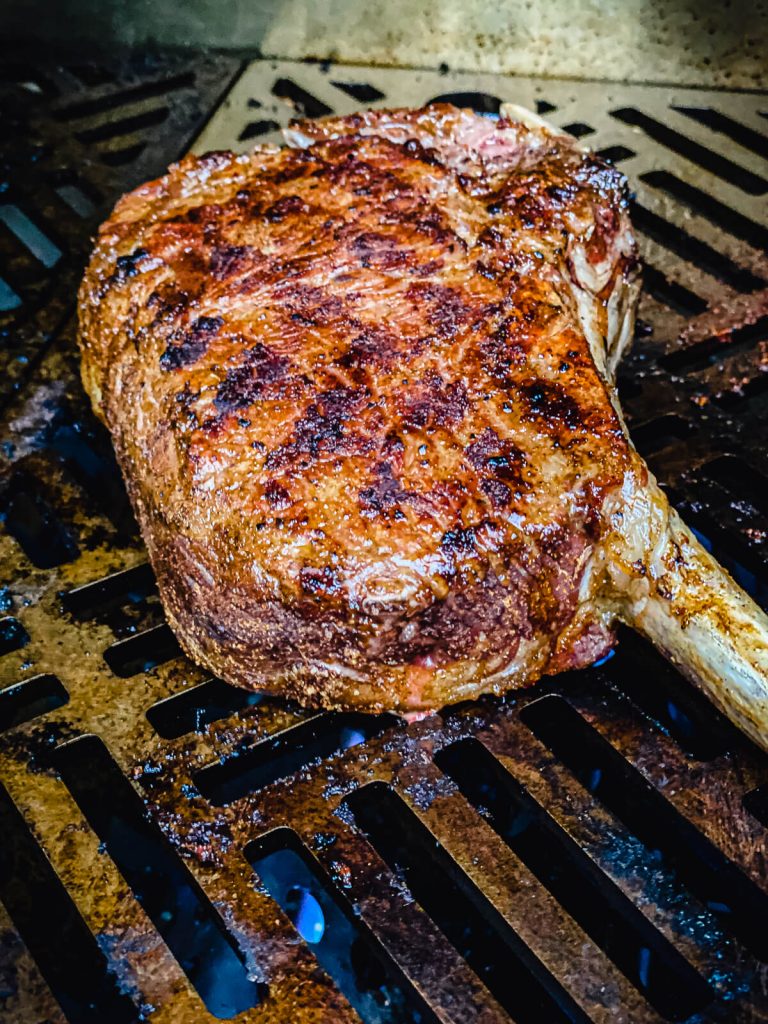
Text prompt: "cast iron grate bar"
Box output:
[[54, 72, 196, 120], [659, 314, 768, 373], [246, 827, 441, 1024], [54, 734, 265, 1019], [436, 738, 712, 1020], [641, 264, 708, 316], [0, 674, 68, 732], [0, 780, 137, 1024], [698, 454, 768, 520], [640, 170, 768, 251], [346, 781, 591, 1024], [195, 712, 399, 805], [631, 201, 764, 292], [520, 695, 768, 958], [611, 108, 768, 195], [672, 107, 768, 160]]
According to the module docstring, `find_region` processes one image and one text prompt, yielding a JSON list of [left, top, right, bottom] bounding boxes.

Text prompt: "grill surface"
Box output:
[[2, 53, 768, 1024]]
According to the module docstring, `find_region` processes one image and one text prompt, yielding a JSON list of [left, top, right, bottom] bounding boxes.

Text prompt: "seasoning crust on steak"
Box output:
[[78, 104, 768, 748]]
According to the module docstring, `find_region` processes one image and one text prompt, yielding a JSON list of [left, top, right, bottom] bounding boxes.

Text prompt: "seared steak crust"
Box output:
[[78, 104, 640, 710]]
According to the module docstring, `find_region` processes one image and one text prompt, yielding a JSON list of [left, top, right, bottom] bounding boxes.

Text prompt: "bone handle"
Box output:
[[611, 475, 768, 752]]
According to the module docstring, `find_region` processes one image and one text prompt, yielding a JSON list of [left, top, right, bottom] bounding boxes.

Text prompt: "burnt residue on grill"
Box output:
[[2, 53, 768, 1024]]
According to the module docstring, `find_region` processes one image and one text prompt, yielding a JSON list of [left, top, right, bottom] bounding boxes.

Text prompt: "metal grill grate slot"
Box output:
[[246, 828, 441, 1024], [54, 734, 265, 1019], [347, 781, 590, 1024], [147, 677, 259, 739], [0, 780, 137, 1024], [661, 315, 768, 372], [640, 170, 768, 250], [611, 108, 768, 194], [0, 674, 68, 733], [672, 107, 768, 160], [194, 712, 399, 805], [103, 622, 181, 677], [520, 696, 768, 958], [0, 617, 29, 657], [631, 203, 764, 292], [435, 738, 712, 1020]]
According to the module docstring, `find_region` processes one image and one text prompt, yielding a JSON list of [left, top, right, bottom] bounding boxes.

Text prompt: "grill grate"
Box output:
[[1, 54, 768, 1024]]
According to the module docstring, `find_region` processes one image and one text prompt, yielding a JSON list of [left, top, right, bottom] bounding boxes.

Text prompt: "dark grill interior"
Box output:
[[1, 50, 767, 1024]]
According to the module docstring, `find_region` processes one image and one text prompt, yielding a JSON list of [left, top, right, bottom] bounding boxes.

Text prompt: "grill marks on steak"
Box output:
[[78, 103, 639, 708]]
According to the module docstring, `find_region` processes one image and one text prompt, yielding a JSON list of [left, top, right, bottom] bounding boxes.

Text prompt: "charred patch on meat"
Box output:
[[350, 231, 409, 270], [209, 244, 254, 279], [282, 284, 345, 328], [359, 461, 414, 519], [263, 479, 292, 510], [338, 325, 400, 369], [518, 378, 583, 432], [214, 343, 291, 413], [266, 386, 371, 470], [160, 315, 224, 371], [407, 281, 471, 340], [440, 525, 477, 555], [108, 248, 149, 286], [264, 194, 308, 223], [402, 372, 468, 430]]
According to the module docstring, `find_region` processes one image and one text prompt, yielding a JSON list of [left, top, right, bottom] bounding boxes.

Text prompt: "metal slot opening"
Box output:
[[632, 203, 763, 292], [427, 91, 501, 114], [54, 735, 264, 1019], [238, 119, 280, 141], [0, 616, 29, 657], [62, 562, 157, 618], [65, 63, 114, 87], [103, 622, 181, 677], [0, 780, 137, 1024], [436, 738, 712, 1020], [699, 455, 768, 520], [660, 315, 768, 373], [74, 105, 170, 144], [194, 712, 398, 805], [672, 107, 768, 160], [611, 108, 767, 195], [346, 781, 590, 1024], [560, 122, 594, 138], [246, 827, 440, 1024], [331, 81, 386, 102], [716, 374, 768, 408], [607, 629, 737, 759], [742, 786, 768, 828], [0, 274, 22, 311], [54, 72, 195, 120], [147, 677, 259, 739], [0, 674, 68, 732], [641, 264, 707, 316], [631, 414, 693, 457], [0, 470, 80, 568], [271, 78, 332, 118], [0, 205, 62, 268], [520, 696, 768, 959], [641, 170, 768, 251], [596, 144, 636, 163]]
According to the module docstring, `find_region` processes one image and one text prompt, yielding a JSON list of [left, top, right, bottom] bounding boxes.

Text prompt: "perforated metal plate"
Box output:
[[1, 57, 768, 1024]]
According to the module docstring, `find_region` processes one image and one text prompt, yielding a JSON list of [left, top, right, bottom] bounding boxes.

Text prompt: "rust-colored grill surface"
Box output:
[[1, 53, 768, 1024]]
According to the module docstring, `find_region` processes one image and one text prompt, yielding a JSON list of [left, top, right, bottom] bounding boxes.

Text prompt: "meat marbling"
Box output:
[[78, 103, 768, 749]]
